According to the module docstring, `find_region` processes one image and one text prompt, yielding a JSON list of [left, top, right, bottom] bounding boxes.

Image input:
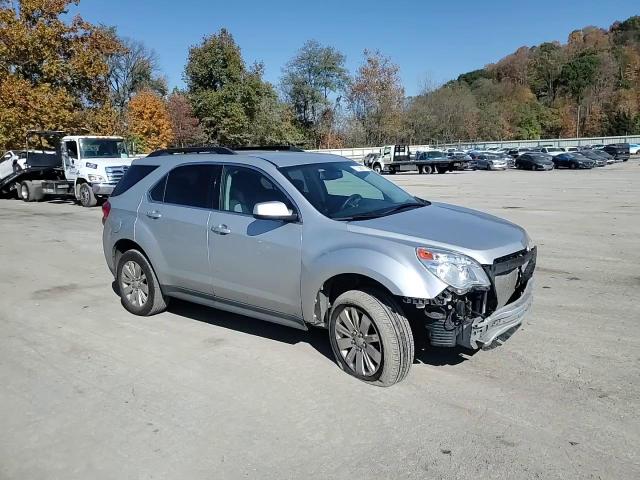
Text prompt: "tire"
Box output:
[[372, 163, 382, 174], [20, 180, 43, 202], [418, 165, 424, 174], [437, 166, 447, 174], [423, 165, 433, 174], [116, 249, 168, 316], [569, 163, 576, 170], [329, 289, 414, 387], [78, 182, 97, 207], [388, 167, 396, 175]]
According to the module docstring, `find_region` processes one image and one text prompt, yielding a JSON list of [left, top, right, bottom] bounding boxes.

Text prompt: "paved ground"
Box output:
[[1, 161, 639, 479]]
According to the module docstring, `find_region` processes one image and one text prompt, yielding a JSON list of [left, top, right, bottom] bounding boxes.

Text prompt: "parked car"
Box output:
[[473, 153, 509, 170], [538, 146, 566, 156], [507, 147, 531, 158], [593, 149, 615, 164], [629, 143, 640, 155], [102, 148, 537, 386], [515, 152, 554, 171], [578, 149, 609, 166], [446, 151, 474, 170], [552, 153, 596, 169], [602, 143, 630, 162]]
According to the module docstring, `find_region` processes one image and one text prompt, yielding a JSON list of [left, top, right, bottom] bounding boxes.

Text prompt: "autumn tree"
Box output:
[[106, 34, 168, 117], [346, 50, 405, 146], [126, 90, 173, 152], [166, 90, 203, 147], [0, 0, 122, 149]]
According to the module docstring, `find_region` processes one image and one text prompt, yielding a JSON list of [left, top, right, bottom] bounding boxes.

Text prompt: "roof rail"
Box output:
[[147, 146, 236, 157], [232, 145, 305, 152]]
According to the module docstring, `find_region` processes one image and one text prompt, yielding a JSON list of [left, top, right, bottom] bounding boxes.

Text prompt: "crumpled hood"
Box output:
[[347, 202, 528, 265]]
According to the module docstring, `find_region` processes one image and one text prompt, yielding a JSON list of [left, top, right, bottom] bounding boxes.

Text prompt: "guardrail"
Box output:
[[309, 135, 640, 161]]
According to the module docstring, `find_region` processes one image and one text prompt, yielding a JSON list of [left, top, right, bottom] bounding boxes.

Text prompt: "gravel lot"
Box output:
[[1, 161, 639, 479]]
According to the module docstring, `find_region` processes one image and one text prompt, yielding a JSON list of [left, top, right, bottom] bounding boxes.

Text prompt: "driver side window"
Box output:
[[221, 166, 291, 215], [65, 141, 78, 159]]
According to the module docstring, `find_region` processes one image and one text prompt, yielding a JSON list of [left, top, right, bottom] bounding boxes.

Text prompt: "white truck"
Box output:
[[363, 144, 467, 174], [0, 130, 133, 207]]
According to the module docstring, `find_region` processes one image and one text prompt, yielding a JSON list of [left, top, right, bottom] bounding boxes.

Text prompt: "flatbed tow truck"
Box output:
[[0, 130, 133, 207], [363, 144, 466, 174]]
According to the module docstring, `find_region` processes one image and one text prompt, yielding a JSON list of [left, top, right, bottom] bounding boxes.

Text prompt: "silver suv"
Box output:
[[102, 148, 536, 386]]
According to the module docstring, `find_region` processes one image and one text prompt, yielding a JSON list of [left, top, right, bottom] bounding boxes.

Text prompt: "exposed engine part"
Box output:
[[421, 288, 487, 347]]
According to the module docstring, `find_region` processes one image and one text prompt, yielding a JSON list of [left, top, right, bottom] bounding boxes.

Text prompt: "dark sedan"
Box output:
[[578, 150, 608, 166], [515, 152, 554, 171], [553, 153, 596, 169], [603, 143, 630, 162]]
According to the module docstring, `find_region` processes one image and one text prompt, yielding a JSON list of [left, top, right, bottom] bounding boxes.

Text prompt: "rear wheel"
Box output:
[[116, 249, 167, 316], [388, 167, 396, 175], [423, 165, 433, 174], [20, 180, 44, 202], [78, 182, 97, 207], [329, 289, 414, 387], [437, 166, 448, 174]]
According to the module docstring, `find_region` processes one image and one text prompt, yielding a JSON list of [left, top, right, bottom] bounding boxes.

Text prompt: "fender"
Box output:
[[301, 247, 447, 324]]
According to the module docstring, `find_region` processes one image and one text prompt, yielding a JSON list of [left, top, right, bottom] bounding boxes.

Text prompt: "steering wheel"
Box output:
[[339, 194, 363, 211]]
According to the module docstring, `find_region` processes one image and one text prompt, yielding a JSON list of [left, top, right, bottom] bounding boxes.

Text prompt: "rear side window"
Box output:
[[163, 164, 221, 209], [111, 165, 158, 197]]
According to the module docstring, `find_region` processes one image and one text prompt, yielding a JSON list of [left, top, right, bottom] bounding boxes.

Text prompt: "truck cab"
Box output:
[[363, 145, 413, 173], [60, 136, 133, 206]]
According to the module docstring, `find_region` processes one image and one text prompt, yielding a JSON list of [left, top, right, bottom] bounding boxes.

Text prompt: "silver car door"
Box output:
[[139, 163, 220, 294], [208, 165, 303, 318]]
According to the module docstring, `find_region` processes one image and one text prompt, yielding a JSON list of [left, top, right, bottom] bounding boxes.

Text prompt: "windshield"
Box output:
[[280, 161, 424, 220], [79, 138, 129, 159]]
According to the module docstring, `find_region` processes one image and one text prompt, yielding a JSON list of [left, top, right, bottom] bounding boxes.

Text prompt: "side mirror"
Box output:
[[253, 201, 298, 222]]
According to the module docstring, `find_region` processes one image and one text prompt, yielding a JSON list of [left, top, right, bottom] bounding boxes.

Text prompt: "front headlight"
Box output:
[[525, 234, 536, 251], [416, 247, 491, 293], [88, 174, 105, 182]]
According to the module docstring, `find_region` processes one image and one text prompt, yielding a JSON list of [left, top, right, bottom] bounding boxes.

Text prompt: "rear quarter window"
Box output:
[[111, 164, 159, 197]]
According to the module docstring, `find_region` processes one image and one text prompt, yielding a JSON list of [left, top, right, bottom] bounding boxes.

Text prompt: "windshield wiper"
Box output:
[[335, 201, 425, 221]]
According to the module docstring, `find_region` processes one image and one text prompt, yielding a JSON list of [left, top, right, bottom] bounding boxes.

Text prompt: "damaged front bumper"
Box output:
[[461, 279, 533, 350]]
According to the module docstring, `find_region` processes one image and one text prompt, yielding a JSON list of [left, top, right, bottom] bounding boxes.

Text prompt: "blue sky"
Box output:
[[74, 0, 638, 96]]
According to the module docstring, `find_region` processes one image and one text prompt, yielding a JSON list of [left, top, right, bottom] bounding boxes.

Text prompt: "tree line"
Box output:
[[1, 1, 639, 153]]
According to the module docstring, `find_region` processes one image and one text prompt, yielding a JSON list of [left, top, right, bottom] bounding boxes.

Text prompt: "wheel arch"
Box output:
[[301, 248, 445, 326]]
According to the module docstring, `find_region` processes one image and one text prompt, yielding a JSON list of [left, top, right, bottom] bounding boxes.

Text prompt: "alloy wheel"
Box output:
[[121, 260, 149, 307], [334, 306, 382, 377]]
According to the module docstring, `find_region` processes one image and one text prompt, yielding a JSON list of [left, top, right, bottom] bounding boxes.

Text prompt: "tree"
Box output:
[[166, 90, 203, 147], [185, 29, 298, 146], [528, 42, 565, 103], [106, 35, 167, 117], [0, 0, 123, 149], [280, 40, 349, 145], [346, 50, 405, 146], [126, 90, 173, 152]]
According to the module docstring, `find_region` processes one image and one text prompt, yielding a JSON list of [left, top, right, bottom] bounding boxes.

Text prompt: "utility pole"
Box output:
[[576, 104, 581, 138]]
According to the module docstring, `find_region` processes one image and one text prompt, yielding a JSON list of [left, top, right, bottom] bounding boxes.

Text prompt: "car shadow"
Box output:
[[111, 281, 476, 368], [167, 298, 336, 363], [413, 346, 477, 366]]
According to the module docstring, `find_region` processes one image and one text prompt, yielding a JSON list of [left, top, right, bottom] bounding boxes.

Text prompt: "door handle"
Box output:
[[211, 224, 231, 235], [146, 210, 162, 219]]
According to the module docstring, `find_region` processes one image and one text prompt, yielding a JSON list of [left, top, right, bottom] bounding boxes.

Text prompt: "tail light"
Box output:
[[101, 200, 111, 225]]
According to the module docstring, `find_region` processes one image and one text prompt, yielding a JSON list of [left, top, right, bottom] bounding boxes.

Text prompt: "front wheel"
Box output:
[[372, 163, 382, 174], [78, 183, 97, 207], [329, 289, 414, 387]]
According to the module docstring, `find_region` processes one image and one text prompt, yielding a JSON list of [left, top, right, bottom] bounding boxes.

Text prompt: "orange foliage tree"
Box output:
[[126, 90, 173, 152]]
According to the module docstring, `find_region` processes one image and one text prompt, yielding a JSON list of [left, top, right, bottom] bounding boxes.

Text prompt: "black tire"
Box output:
[[437, 166, 447, 174], [329, 289, 414, 387], [116, 249, 168, 316], [20, 180, 43, 202], [418, 165, 424, 174], [569, 163, 576, 169], [388, 167, 396, 175], [423, 165, 433, 174], [372, 163, 382, 174], [78, 182, 97, 207]]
